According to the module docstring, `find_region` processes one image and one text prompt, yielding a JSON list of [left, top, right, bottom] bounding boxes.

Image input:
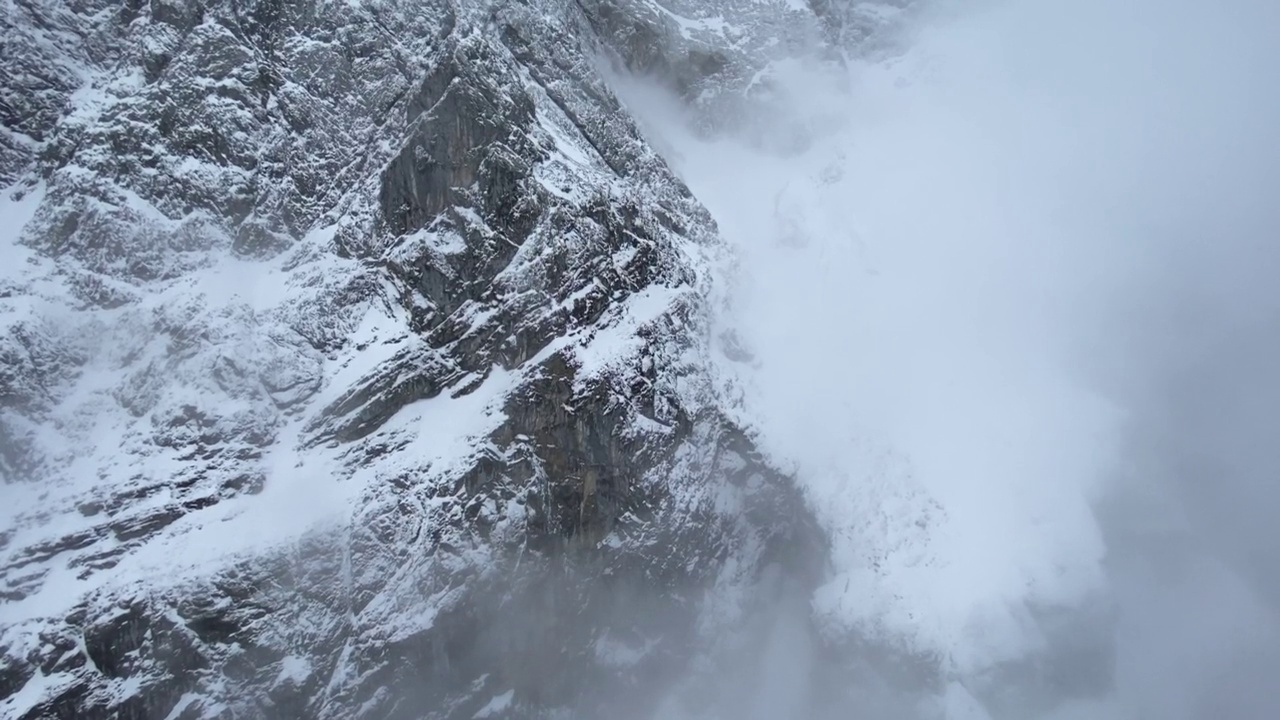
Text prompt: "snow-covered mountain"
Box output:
[[0, 1, 915, 717], [0, 0, 1148, 718]]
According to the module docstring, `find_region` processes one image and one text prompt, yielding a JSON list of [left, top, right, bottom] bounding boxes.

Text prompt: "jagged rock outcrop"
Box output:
[[0, 0, 926, 718]]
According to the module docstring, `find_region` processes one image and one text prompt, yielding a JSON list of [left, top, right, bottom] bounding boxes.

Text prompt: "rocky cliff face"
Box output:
[[0, 1, 922, 718]]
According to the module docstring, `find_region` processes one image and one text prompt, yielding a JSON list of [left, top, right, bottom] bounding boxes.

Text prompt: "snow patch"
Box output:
[[275, 655, 313, 686], [472, 689, 515, 718]]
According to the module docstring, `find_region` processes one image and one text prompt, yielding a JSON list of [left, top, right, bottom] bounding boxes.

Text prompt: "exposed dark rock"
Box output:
[[109, 507, 183, 542]]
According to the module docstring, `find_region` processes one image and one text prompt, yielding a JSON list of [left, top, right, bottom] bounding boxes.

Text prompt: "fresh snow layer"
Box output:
[[0, 184, 44, 284], [0, 185, 522, 626]]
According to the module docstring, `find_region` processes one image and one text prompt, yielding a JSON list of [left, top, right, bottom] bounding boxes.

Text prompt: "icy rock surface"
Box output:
[[0, 0, 900, 717]]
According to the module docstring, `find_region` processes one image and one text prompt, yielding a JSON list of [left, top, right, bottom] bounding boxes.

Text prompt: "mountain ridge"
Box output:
[[0, 0, 907, 717]]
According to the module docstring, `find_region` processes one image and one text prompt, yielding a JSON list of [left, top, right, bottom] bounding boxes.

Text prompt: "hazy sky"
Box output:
[[623, 0, 1280, 716]]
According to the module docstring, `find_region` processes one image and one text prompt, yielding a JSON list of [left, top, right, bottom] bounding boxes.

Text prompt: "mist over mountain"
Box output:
[[2, 0, 1278, 718]]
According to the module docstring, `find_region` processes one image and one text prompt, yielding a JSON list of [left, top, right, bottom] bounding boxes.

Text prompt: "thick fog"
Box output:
[[4, 0, 1278, 717], [619, 0, 1280, 717]]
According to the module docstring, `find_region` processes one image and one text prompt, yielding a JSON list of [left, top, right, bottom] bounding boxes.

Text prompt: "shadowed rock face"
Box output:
[[0, 0, 898, 718]]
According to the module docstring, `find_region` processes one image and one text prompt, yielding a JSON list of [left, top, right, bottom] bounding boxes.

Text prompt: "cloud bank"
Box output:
[[620, 0, 1280, 716]]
